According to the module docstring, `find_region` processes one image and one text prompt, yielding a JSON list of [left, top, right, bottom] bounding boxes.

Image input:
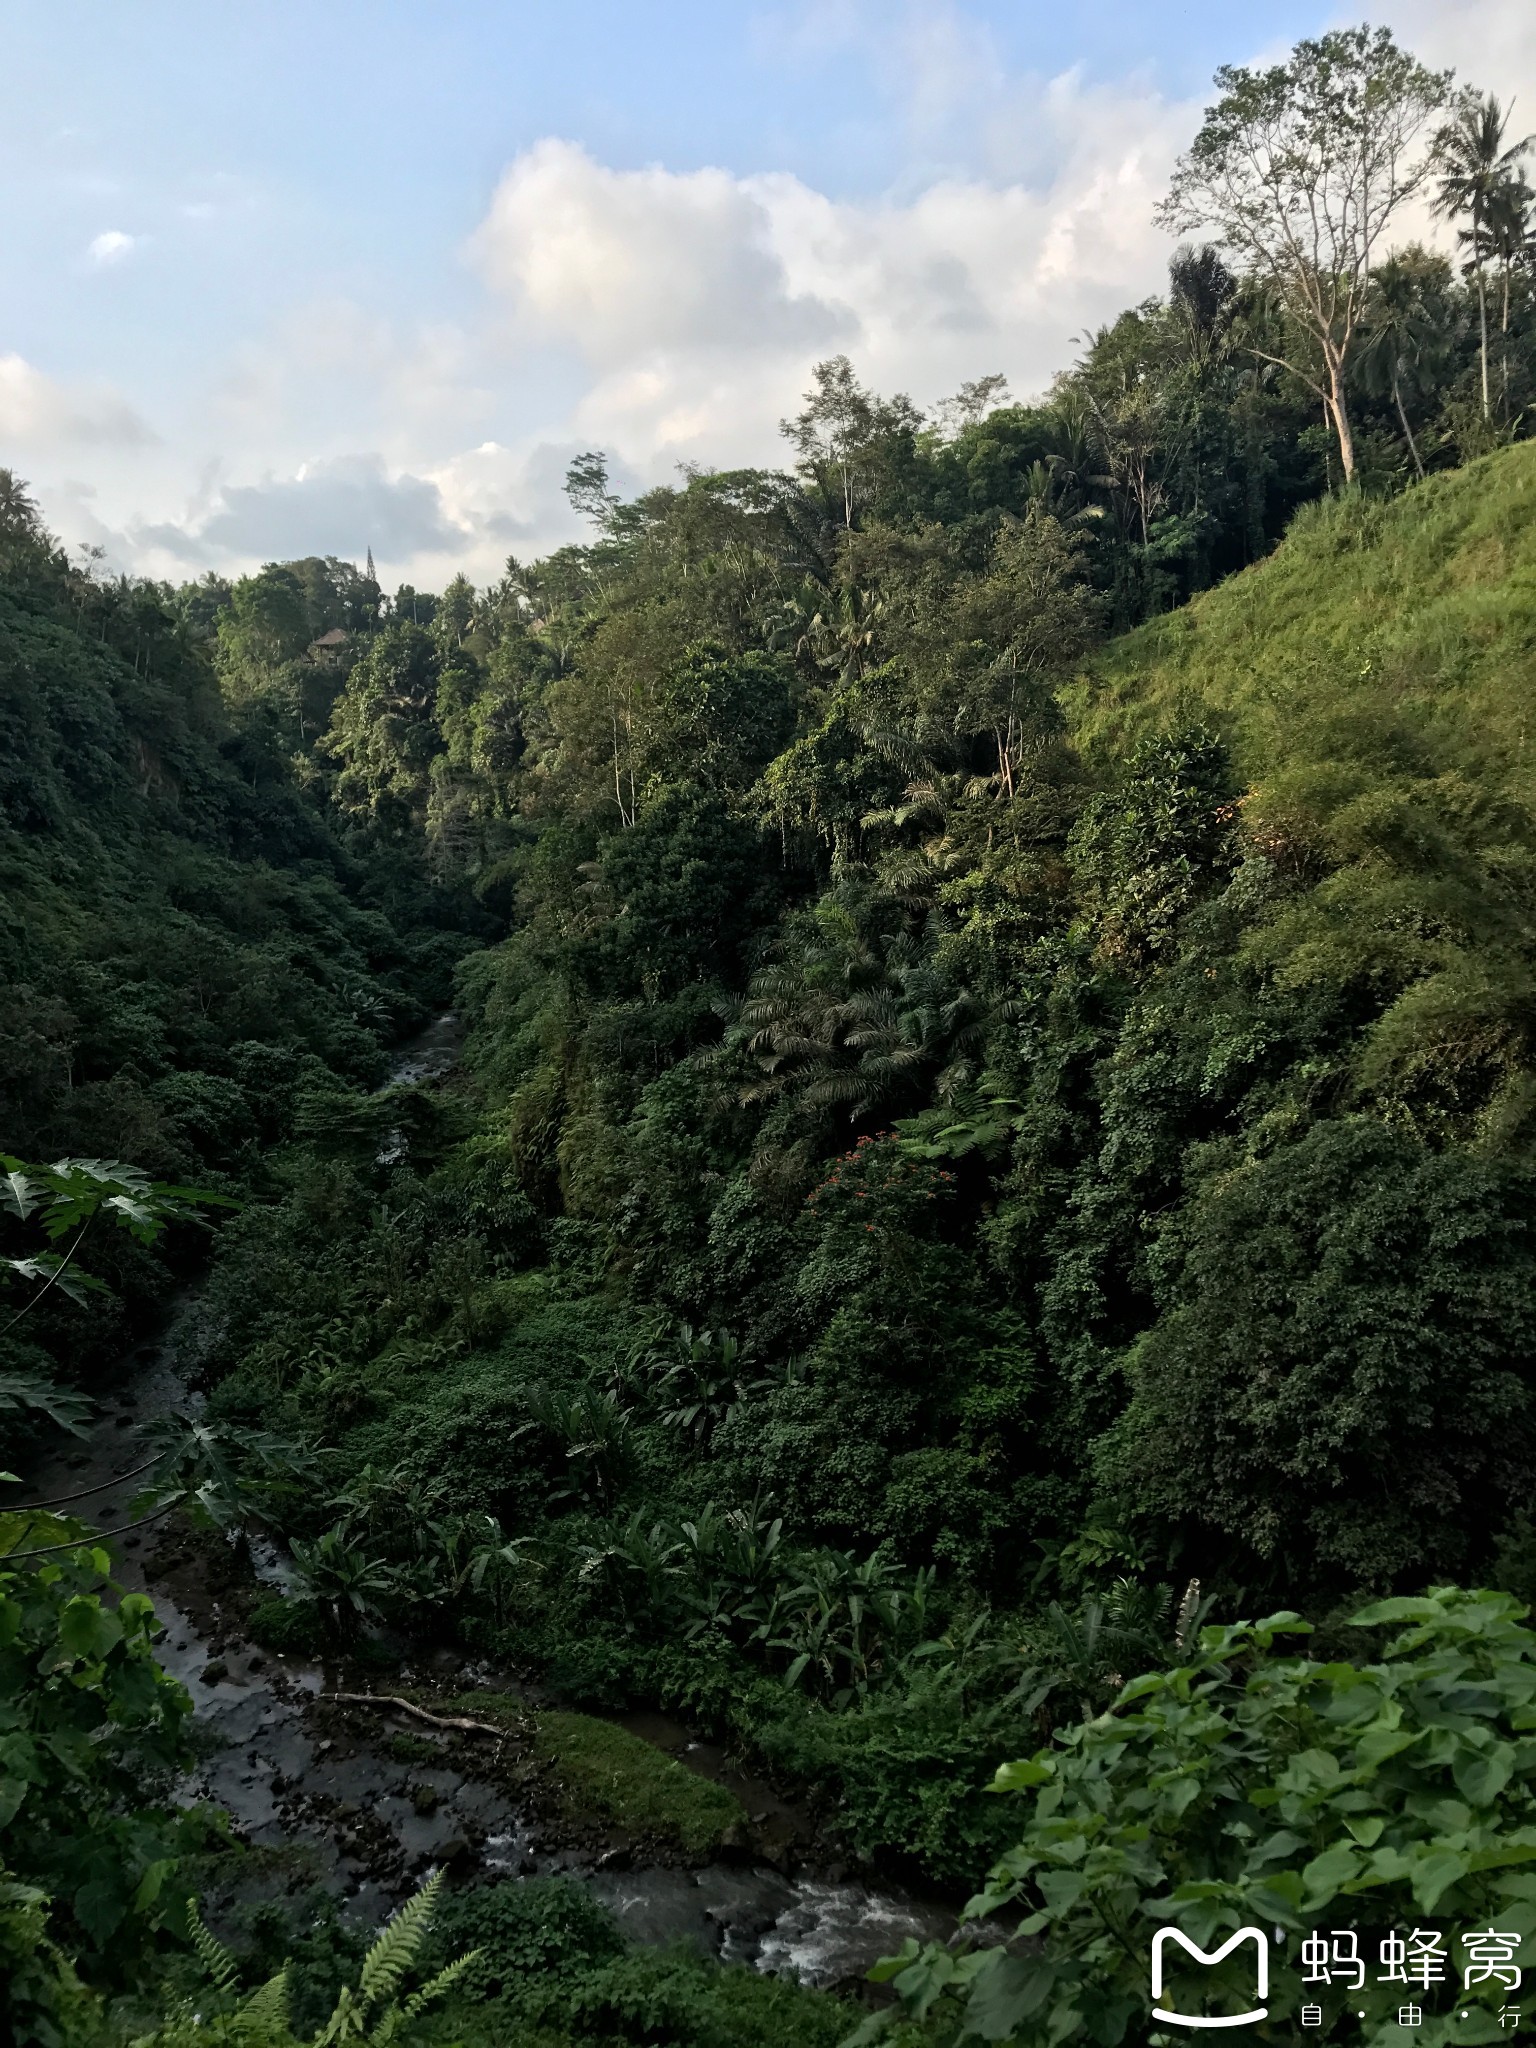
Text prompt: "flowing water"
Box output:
[[18, 1014, 963, 1988]]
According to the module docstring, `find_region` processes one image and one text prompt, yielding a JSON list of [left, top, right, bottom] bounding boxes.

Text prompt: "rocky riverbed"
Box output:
[[17, 1014, 967, 1992]]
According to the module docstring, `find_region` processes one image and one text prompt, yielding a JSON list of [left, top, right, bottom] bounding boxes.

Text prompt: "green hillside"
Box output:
[[1076, 439, 1536, 786], [1069, 441, 1536, 1155]]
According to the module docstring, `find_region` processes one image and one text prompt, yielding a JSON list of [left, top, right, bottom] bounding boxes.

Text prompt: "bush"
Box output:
[[245, 1597, 326, 1658], [511, 1945, 852, 2048], [1107, 1119, 1536, 1596], [428, 1877, 623, 1999], [876, 1587, 1536, 2046], [0, 1515, 200, 2027], [756, 1683, 1041, 1889]]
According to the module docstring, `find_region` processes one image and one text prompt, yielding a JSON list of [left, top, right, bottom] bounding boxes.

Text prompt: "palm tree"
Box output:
[[734, 893, 996, 1122], [1431, 94, 1534, 418], [1356, 253, 1446, 480], [1482, 174, 1533, 413]]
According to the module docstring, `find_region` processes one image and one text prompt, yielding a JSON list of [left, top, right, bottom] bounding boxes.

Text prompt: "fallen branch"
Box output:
[[320, 1692, 522, 1739]]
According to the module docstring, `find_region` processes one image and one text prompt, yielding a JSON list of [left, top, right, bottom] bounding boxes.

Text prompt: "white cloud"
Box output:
[[1376, 0, 1536, 111], [87, 229, 137, 265], [26, 0, 1535, 593], [465, 65, 1193, 481], [133, 453, 466, 570], [470, 139, 849, 363], [0, 353, 154, 447]]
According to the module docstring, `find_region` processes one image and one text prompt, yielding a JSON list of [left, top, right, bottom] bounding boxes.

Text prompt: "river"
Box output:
[[20, 1014, 964, 1991]]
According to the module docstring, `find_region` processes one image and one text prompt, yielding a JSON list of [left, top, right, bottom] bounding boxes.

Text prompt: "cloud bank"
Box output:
[[12, 0, 1532, 587], [0, 355, 154, 449]]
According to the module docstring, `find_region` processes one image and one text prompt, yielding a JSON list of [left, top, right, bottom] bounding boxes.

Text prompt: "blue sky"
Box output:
[[1, 0, 1526, 585]]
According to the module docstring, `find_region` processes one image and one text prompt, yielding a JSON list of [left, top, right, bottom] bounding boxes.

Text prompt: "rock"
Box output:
[[199, 1661, 229, 1686]]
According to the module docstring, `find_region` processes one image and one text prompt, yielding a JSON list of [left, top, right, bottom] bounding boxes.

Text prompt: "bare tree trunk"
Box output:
[[1327, 354, 1357, 483], [611, 704, 632, 828], [1393, 372, 1425, 481], [1476, 259, 1490, 418]]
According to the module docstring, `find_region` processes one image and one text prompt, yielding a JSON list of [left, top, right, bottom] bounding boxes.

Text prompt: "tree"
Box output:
[[1483, 173, 1533, 412], [1159, 27, 1450, 481], [642, 643, 793, 796], [1107, 1119, 1536, 1596], [780, 356, 923, 532], [934, 373, 1011, 438], [933, 507, 1099, 799], [564, 449, 621, 532], [1356, 248, 1450, 478], [1431, 92, 1534, 418]]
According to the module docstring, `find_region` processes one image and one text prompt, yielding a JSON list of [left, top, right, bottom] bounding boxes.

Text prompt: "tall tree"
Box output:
[[781, 356, 923, 532], [1158, 27, 1450, 482], [1355, 248, 1449, 479], [1431, 92, 1534, 418], [1483, 172, 1533, 415]]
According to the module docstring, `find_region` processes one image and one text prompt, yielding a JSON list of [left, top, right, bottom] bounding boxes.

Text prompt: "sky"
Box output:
[[1, 0, 1531, 591]]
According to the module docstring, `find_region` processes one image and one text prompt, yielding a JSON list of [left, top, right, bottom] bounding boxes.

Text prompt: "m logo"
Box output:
[[1151, 1926, 1269, 2028]]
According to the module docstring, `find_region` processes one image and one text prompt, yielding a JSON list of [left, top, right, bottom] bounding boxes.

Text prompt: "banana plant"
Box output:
[[287, 1527, 401, 1640], [675, 1498, 786, 1641], [521, 1383, 636, 1510], [656, 1326, 746, 1445], [572, 1510, 685, 1620]]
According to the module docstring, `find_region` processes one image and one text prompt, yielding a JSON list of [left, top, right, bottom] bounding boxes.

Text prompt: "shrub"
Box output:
[[245, 1597, 326, 1658], [872, 1587, 1536, 2046], [428, 1877, 622, 1999]]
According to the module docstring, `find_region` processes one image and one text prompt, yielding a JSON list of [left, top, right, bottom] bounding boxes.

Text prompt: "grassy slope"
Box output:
[[1064, 442, 1536, 1138], [1069, 440, 1536, 801]]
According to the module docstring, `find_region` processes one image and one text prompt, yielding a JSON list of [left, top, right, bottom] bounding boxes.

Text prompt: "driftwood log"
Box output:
[[320, 1692, 522, 1739]]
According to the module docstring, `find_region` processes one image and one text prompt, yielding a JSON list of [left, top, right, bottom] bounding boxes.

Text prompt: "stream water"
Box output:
[[21, 1014, 964, 1990]]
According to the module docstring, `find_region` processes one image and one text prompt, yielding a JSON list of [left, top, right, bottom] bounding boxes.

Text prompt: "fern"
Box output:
[[236, 1971, 291, 2040], [175, 1874, 470, 2047], [357, 1867, 441, 2007], [374, 1952, 482, 2043], [186, 1898, 240, 1998]]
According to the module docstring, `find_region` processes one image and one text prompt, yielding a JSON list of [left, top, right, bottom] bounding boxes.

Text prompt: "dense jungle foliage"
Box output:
[[6, 37, 1536, 2043]]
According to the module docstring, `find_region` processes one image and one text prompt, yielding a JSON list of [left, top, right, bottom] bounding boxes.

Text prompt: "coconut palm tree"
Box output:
[[1356, 252, 1449, 480], [1431, 93, 1534, 417], [1481, 173, 1533, 414]]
